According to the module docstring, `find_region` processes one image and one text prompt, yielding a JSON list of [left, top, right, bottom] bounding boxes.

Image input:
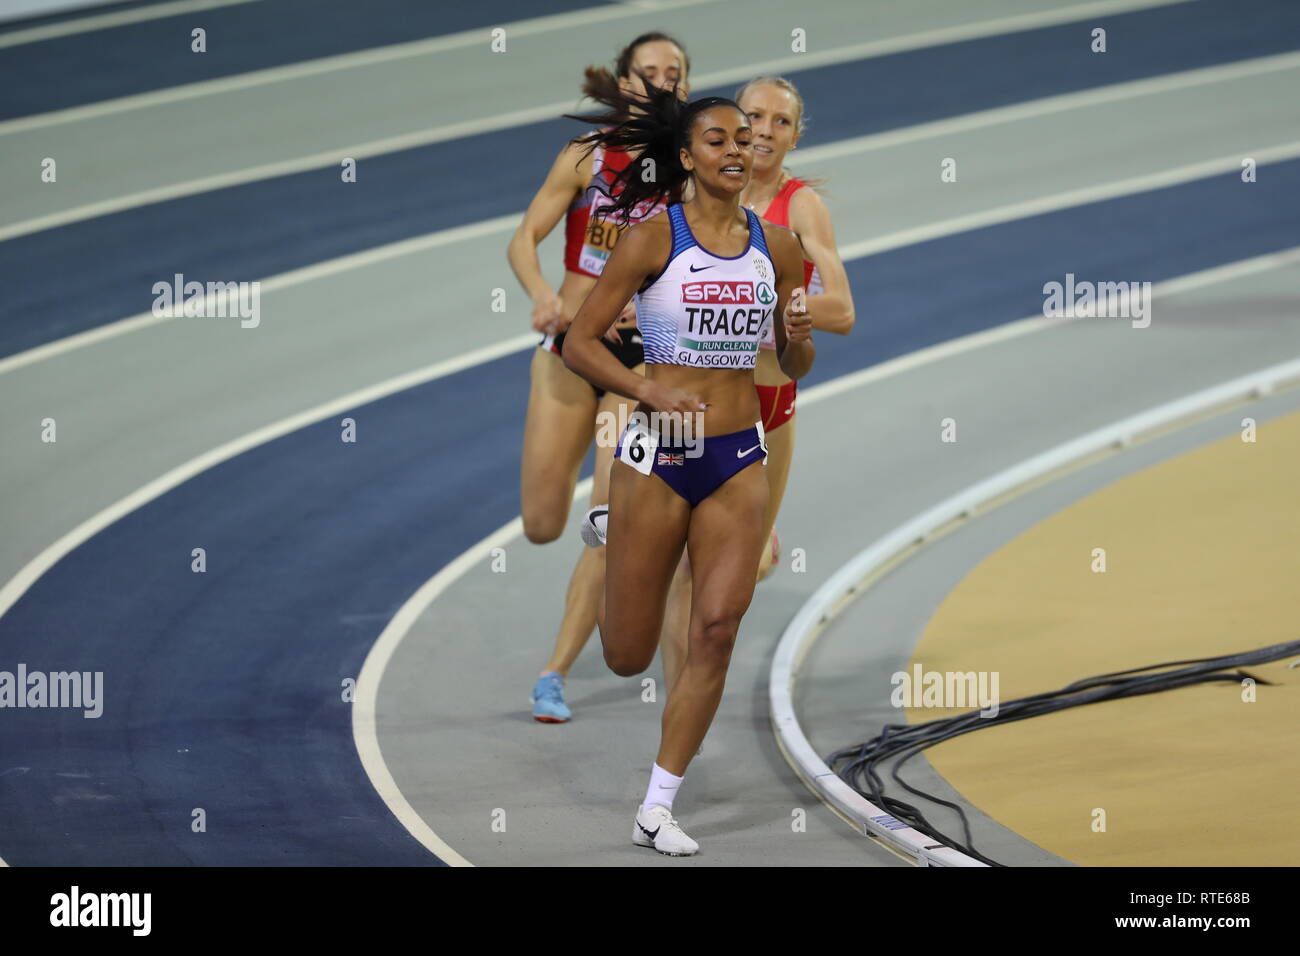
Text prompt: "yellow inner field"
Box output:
[[906, 408, 1300, 866]]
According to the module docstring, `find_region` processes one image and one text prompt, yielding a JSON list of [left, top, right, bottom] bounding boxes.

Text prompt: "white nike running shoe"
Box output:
[[632, 804, 699, 856], [580, 506, 608, 548]]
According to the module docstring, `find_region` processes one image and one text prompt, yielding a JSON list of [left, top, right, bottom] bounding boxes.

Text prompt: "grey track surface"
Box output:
[[4, 24, 1295, 608], [0, 0, 1090, 229], [377, 259, 1300, 865], [3, 0, 1296, 866], [377, 519, 909, 867]]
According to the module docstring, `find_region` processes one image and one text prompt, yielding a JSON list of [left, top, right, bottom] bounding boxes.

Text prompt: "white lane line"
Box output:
[[0, 334, 526, 870], [689, 0, 1192, 90], [0, 0, 721, 136], [835, 140, 1300, 260], [0, 108, 562, 241], [0, 330, 536, 623], [0, 0, 260, 49], [0, 213, 522, 377], [0, 0, 1187, 136], [352, 512, 548, 868], [0, 0, 1193, 239], [806, 246, 1300, 406], [347, 245, 1300, 866], [7, 134, 1298, 379], [14, 47, 1292, 244], [0, 245, 1292, 865], [0, 329, 531, 870], [789, 52, 1300, 170]]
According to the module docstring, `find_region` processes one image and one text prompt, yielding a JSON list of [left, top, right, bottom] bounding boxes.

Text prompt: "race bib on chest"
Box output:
[[676, 279, 774, 369], [579, 193, 621, 276], [579, 190, 662, 277]]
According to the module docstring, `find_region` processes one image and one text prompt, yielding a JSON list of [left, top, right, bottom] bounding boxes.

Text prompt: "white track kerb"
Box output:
[[770, 357, 1300, 868]]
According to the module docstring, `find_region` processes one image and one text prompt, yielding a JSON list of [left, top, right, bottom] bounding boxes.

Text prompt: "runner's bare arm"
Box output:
[[563, 221, 658, 399], [563, 222, 704, 413], [765, 222, 815, 380], [789, 187, 855, 335], [506, 142, 589, 322]]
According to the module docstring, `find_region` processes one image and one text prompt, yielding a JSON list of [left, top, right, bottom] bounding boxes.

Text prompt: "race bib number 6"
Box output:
[[618, 416, 659, 476]]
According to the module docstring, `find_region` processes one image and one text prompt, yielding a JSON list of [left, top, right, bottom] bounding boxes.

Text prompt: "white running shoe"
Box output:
[[580, 506, 608, 548], [632, 804, 699, 856]]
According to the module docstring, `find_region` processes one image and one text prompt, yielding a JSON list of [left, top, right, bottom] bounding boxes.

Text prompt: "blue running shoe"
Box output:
[[531, 672, 571, 723]]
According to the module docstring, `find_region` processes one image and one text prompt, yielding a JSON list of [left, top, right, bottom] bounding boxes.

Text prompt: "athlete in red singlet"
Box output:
[[752, 176, 822, 432], [506, 33, 690, 722], [741, 75, 854, 576]]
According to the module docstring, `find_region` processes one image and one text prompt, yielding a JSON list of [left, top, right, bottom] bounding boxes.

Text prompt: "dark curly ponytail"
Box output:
[[564, 74, 745, 227]]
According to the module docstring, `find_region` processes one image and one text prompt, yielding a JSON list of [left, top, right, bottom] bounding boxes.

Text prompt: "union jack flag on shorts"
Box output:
[[657, 452, 685, 466]]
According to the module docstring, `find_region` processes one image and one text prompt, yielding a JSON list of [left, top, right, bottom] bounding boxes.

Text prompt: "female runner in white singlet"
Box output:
[[592, 77, 857, 708], [649, 77, 858, 696], [563, 76, 813, 855]]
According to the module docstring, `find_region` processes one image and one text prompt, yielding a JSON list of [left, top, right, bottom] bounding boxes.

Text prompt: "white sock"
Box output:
[[642, 763, 683, 813]]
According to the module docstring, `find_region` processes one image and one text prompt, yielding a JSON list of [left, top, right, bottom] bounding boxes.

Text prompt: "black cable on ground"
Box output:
[[826, 639, 1300, 867]]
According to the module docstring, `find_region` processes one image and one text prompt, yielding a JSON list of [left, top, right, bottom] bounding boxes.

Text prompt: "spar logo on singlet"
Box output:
[[677, 280, 773, 367]]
